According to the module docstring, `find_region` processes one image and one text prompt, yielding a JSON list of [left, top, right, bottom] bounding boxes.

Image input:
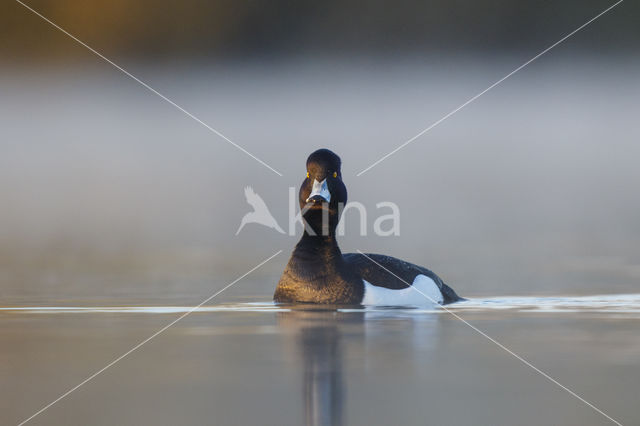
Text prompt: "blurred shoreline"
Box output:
[[3, 0, 638, 61]]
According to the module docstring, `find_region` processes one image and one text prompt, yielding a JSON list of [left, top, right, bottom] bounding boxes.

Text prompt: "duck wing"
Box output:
[[342, 253, 462, 304]]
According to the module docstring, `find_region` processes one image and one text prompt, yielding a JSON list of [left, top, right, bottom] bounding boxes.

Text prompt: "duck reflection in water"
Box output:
[[278, 308, 364, 426]]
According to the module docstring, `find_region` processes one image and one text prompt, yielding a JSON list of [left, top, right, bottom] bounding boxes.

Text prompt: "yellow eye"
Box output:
[[333, 172, 337, 178], [306, 172, 310, 178]]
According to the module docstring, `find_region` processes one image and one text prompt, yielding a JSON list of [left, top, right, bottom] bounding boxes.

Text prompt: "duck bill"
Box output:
[[306, 178, 331, 203]]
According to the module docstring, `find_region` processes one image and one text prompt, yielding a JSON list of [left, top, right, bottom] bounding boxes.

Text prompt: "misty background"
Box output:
[[1, 0, 639, 304]]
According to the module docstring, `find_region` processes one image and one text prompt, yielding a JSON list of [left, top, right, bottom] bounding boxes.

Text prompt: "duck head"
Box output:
[[299, 149, 347, 237]]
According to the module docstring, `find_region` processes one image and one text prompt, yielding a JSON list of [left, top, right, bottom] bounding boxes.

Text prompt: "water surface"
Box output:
[[3, 294, 639, 425], [2, 58, 640, 425]]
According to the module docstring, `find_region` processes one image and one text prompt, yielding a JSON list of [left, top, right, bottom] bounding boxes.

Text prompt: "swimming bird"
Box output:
[[274, 149, 462, 306], [236, 186, 285, 235]]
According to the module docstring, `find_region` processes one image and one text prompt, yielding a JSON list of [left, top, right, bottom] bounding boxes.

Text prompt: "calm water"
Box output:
[[2, 294, 640, 426], [2, 57, 640, 425]]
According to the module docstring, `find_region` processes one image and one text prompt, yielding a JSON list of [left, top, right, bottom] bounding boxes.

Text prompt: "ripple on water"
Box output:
[[2, 294, 640, 316]]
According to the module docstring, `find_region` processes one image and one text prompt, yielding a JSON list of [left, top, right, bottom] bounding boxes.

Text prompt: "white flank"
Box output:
[[361, 274, 444, 306]]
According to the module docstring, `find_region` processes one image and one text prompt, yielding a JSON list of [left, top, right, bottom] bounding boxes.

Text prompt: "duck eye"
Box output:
[[306, 172, 310, 178], [333, 172, 337, 178]]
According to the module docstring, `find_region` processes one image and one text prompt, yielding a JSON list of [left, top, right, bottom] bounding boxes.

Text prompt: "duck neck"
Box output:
[[290, 233, 344, 279]]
